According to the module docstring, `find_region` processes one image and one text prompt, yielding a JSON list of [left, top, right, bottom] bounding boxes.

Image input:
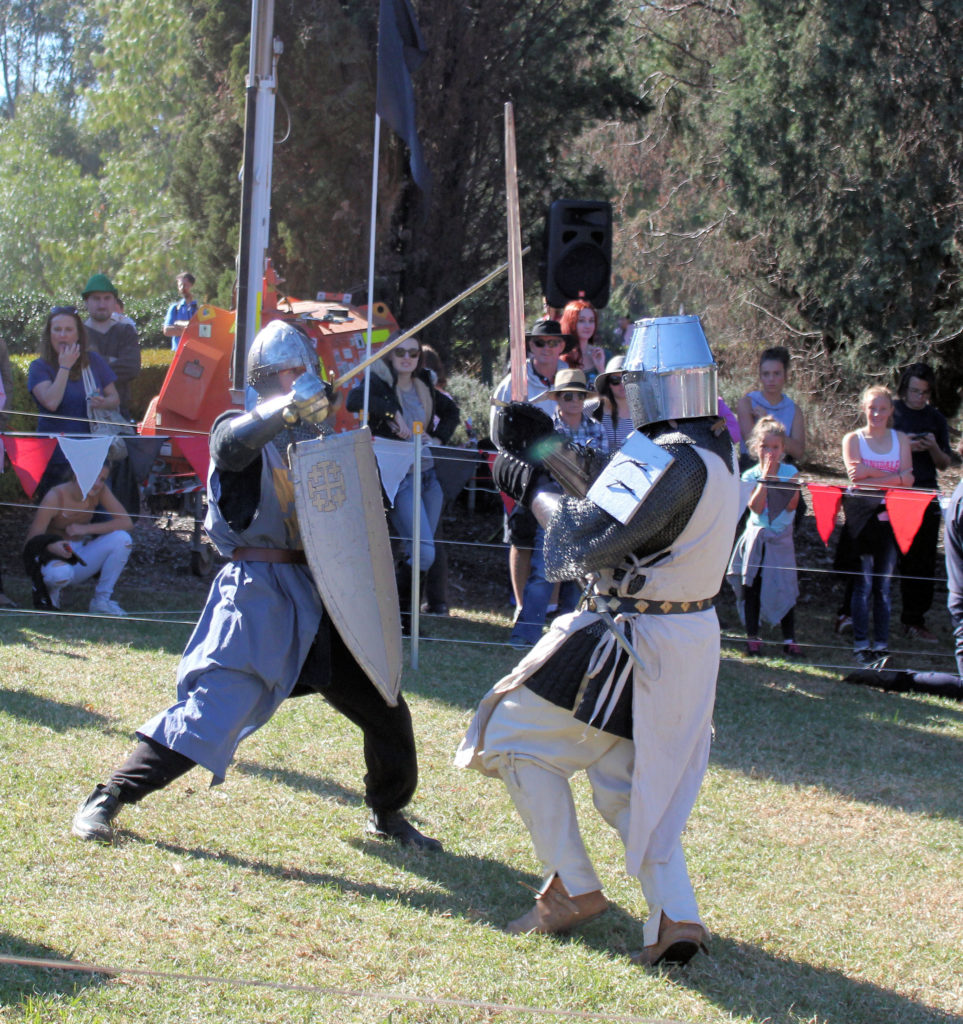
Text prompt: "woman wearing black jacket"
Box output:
[[347, 339, 458, 613]]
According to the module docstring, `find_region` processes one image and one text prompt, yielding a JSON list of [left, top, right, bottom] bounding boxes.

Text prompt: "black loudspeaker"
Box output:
[[541, 199, 612, 310]]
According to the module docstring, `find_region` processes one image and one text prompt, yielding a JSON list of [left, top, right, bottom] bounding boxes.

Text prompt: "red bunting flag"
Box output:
[[885, 487, 937, 554], [2, 435, 58, 497], [172, 435, 211, 484], [806, 482, 843, 545]]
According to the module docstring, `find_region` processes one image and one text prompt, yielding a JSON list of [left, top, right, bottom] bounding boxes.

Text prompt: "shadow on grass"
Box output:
[[671, 934, 956, 1024], [95, 833, 956, 1024], [0, 932, 109, 1005], [713, 659, 963, 822], [232, 758, 363, 805], [0, 609, 193, 658], [0, 688, 116, 734], [129, 830, 553, 930]]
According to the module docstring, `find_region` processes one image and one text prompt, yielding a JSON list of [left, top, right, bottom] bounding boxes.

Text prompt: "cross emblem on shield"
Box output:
[[290, 428, 402, 705], [307, 459, 347, 513]]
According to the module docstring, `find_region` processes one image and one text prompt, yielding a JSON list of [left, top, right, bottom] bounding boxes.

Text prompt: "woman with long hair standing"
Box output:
[[346, 336, 457, 623], [559, 299, 606, 385], [841, 385, 913, 665]]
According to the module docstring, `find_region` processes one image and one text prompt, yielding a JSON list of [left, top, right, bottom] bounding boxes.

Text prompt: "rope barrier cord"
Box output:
[[0, 605, 957, 672], [3, 409, 212, 436], [0, 954, 685, 1024]]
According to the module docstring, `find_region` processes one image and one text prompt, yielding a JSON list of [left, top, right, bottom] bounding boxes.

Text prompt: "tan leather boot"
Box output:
[[506, 877, 608, 935], [631, 912, 709, 966]]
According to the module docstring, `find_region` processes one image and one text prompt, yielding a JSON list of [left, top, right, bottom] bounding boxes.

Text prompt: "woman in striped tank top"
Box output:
[[841, 385, 913, 666]]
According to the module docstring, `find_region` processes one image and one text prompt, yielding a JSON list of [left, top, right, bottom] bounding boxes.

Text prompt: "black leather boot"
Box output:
[[72, 783, 122, 842], [366, 810, 443, 851]]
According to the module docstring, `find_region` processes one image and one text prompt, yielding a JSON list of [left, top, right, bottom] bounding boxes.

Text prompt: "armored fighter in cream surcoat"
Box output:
[[457, 316, 741, 966]]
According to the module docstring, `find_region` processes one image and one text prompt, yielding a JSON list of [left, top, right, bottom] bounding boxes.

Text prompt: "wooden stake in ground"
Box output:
[[505, 101, 527, 402]]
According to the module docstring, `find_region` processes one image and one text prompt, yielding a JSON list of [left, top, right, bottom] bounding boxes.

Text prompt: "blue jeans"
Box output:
[[389, 467, 443, 571], [852, 528, 898, 651], [511, 525, 580, 646]]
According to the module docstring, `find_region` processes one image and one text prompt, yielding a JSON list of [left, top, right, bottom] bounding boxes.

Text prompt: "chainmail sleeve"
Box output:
[[542, 420, 734, 587]]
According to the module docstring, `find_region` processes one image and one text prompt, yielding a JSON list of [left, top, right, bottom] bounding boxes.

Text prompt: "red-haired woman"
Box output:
[[559, 300, 607, 385]]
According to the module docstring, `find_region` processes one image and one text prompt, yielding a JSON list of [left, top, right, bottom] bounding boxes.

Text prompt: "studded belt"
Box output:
[[586, 594, 714, 615]]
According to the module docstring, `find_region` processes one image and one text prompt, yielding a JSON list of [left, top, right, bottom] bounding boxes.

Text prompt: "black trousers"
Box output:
[[897, 498, 942, 627], [744, 572, 795, 640], [110, 618, 418, 815]]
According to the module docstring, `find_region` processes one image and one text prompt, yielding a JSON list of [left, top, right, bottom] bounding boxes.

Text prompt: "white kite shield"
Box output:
[[290, 427, 402, 705]]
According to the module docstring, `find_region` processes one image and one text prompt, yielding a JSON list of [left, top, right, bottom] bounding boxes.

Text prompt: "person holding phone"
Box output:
[[892, 363, 953, 642]]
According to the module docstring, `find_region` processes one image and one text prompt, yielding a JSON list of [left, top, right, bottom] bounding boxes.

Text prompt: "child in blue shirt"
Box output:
[[727, 416, 801, 656]]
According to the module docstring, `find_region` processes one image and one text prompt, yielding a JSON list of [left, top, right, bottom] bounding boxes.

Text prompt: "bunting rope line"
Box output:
[[2, 409, 213, 436], [0, 953, 688, 1024]]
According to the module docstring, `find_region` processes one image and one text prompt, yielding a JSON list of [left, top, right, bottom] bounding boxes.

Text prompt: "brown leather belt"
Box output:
[[232, 547, 307, 564], [588, 594, 713, 615]]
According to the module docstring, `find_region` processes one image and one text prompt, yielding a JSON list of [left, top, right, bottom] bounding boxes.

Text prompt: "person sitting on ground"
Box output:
[[891, 362, 953, 643], [23, 459, 133, 616], [726, 416, 801, 657], [593, 356, 634, 450]]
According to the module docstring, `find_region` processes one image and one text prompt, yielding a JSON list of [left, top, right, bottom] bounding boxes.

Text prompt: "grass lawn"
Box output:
[[1, 602, 961, 1023]]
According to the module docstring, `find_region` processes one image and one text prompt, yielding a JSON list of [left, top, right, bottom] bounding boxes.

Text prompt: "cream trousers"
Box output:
[[479, 685, 701, 942]]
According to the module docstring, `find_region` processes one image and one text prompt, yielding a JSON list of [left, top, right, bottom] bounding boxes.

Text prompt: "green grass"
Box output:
[[1, 603, 961, 1023]]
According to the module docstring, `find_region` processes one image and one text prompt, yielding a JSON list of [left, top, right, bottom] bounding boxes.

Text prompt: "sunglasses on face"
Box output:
[[560, 392, 586, 402], [392, 347, 420, 358], [608, 375, 624, 386], [50, 306, 77, 317], [531, 338, 562, 348]]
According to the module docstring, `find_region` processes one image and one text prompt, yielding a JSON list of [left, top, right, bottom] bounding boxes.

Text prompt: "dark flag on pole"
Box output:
[[376, 0, 432, 200]]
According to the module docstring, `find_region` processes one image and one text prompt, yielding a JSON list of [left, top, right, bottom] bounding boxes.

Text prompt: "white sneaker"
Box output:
[[48, 586, 63, 609], [89, 596, 126, 617]]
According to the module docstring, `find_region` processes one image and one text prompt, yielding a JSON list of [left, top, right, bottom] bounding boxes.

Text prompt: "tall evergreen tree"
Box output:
[[171, 0, 647, 367], [722, 0, 963, 392]]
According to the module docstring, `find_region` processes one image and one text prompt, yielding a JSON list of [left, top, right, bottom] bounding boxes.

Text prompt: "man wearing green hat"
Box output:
[[82, 273, 140, 420]]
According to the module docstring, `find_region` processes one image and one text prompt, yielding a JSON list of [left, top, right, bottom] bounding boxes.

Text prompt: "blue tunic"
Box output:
[[138, 442, 325, 782]]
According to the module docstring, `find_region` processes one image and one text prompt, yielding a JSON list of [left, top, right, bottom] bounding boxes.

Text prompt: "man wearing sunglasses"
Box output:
[[490, 320, 573, 649]]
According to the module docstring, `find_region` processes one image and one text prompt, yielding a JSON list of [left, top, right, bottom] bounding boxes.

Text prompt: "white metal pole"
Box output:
[[362, 114, 382, 428], [410, 423, 422, 667]]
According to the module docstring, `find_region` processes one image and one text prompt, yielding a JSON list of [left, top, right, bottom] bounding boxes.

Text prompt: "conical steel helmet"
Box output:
[[247, 320, 323, 398], [622, 315, 718, 427]]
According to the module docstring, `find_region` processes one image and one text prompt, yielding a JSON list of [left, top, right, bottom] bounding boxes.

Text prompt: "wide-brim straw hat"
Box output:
[[531, 367, 595, 404]]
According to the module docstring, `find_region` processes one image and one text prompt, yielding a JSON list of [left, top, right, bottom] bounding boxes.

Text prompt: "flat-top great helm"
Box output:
[[622, 315, 718, 428], [247, 319, 324, 399]]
